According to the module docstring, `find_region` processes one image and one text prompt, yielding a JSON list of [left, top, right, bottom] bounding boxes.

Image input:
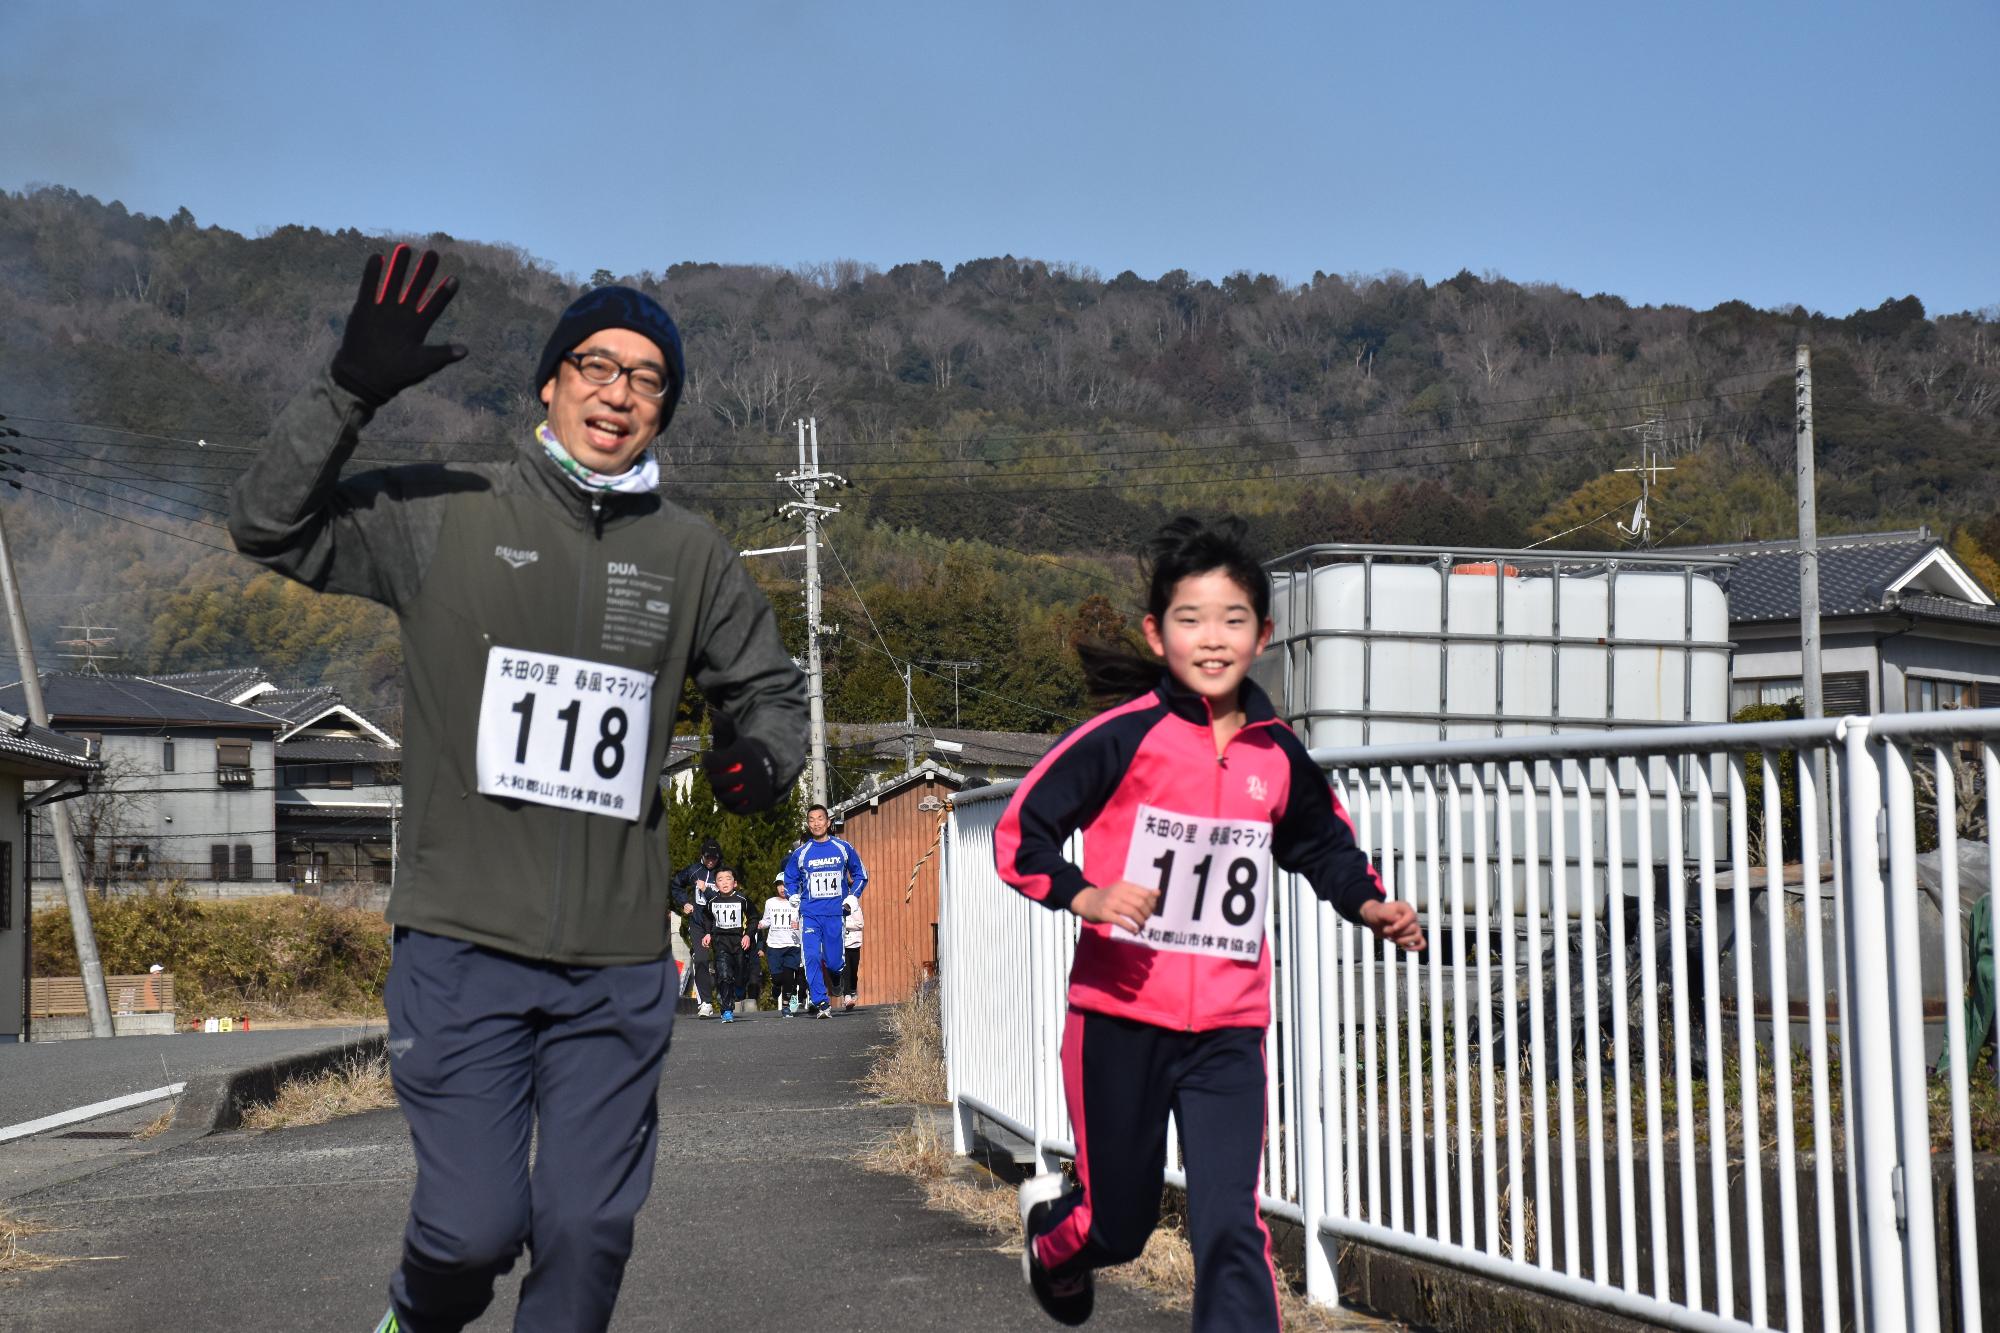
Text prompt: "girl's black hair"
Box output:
[[1075, 515, 1270, 705]]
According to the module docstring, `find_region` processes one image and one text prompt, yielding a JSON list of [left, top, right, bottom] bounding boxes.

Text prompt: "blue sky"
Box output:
[[3, 0, 1994, 316]]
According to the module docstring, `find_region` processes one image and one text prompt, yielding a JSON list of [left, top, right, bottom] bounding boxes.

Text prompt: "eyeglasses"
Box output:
[[562, 351, 670, 400]]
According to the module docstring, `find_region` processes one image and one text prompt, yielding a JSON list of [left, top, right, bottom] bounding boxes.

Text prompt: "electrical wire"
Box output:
[[0, 366, 1786, 455]]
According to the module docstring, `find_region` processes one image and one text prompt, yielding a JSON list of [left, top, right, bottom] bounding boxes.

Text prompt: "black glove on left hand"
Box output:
[[703, 712, 783, 815], [331, 244, 468, 406]]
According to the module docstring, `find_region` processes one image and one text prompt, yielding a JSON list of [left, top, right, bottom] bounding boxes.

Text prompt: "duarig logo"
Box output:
[[1245, 774, 1268, 803], [496, 545, 540, 570]]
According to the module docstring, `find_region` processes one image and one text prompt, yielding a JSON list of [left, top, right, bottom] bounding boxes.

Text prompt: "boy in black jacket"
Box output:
[[700, 869, 755, 1023]]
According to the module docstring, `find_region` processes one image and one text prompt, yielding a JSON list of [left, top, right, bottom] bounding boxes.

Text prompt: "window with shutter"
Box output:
[[212, 844, 231, 881], [234, 844, 253, 881], [216, 739, 253, 786], [1823, 671, 1869, 716]]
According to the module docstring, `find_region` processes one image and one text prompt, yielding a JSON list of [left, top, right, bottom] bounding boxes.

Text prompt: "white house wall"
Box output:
[[34, 730, 279, 903]]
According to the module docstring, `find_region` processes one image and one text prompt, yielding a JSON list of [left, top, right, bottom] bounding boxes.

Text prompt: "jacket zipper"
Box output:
[[1188, 699, 1279, 1030], [544, 492, 604, 957]]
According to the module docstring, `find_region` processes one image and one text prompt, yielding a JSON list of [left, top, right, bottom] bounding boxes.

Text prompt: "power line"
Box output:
[[832, 626, 1082, 727], [1, 379, 1775, 483], [3, 479, 237, 553], [0, 366, 1786, 455], [820, 530, 935, 747]]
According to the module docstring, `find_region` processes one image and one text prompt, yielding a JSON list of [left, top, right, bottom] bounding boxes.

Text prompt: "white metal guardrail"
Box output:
[[940, 710, 1999, 1333]]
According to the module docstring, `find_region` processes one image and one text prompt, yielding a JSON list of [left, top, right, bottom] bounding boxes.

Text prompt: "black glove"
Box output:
[[331, 244, 468, 406], [703, 712, 782, 815]]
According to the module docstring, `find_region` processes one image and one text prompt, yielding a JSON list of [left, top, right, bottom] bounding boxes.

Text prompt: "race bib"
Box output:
[[807, 868, 844, 900], [711, 901, 744, 930], [476, 646, 654, 822], [1112, 805, 1273, 961]]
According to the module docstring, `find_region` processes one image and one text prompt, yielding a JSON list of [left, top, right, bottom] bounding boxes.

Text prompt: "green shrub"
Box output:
[[32, 885, 390, 1019]]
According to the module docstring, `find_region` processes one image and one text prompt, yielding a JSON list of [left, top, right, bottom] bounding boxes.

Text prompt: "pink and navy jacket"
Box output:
[[996, 675, 1384, 1032]]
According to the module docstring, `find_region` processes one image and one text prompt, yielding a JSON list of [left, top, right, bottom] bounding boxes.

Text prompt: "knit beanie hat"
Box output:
[[534, 286, 686, 432]]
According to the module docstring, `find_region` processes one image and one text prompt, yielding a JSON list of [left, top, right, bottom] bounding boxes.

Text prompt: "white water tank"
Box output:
[[1260, 554, 1732, 747]]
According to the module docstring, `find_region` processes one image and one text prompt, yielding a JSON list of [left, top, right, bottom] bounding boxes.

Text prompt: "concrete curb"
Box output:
[[148, 1034, 389, 1151]]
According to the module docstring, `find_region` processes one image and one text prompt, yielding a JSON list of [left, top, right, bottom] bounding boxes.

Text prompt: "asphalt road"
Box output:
[[0, 1009, 1189, 1332], [0, 1025, 385, 1133]]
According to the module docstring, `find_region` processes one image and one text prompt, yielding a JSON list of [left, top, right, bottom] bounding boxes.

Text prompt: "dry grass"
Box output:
[[132, 1103, 176, 1141], [0, 1210, 66, 1274], [861, 1113, 1401, 1329], [859, 985, 947, 1105], [239, 1053, 396, 1131], [859, 979, 1402, 1325]]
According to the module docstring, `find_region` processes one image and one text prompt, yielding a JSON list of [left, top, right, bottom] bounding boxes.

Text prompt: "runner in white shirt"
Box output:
[[759, 873, 804, 1016], [839, 898, 864, 1011]]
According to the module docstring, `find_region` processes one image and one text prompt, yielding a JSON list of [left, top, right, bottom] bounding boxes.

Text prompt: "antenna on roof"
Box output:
[[1615, 416, 1674, 547], [55, 624, 120, 674]]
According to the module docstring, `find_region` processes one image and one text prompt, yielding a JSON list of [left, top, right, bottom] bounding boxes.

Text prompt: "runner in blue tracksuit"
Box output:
[[783, 803, 867, 1018]]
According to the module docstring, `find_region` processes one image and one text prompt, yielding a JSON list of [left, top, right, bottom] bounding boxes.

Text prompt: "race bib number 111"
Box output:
[[476, 646, 654, 823], [1112, 804, 1274, 961]]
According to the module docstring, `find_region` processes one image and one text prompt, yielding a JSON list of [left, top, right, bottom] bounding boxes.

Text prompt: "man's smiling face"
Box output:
[[538, 326, 665, 475]]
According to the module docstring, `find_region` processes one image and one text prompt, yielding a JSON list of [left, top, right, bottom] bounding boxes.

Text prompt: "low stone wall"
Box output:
[[31, 1012, 178, 1041]]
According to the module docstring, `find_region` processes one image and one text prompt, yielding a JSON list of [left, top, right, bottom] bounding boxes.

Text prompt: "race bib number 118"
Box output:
[[475, 646, 654, 823], [1112, 804, 1273, 961]]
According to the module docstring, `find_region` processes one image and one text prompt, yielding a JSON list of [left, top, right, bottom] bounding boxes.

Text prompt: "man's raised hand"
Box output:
[[331, 244, 468, 406]]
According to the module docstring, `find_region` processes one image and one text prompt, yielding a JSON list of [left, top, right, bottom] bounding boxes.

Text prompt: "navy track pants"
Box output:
[[800, 915, 844, 1006], [384, 927, 676, 1333], [1029, 1009, 1281, 1331]]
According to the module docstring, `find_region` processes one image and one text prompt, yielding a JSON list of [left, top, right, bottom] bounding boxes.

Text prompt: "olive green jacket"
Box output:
[[229, 371, 806, 963]]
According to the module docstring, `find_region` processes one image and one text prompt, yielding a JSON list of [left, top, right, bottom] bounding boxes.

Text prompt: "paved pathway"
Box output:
[[0, 1009, 1189, 1332], [0, 1023, 384, 1131]]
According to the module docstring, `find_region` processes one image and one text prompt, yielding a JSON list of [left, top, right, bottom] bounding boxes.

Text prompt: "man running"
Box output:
[[782, 805, 866, 1018], [673, 838, 724, 1017], [230, 248, 805, 1333]]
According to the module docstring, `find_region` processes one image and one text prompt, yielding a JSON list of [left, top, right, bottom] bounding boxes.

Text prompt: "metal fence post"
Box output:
[[1838, 719, 1907, 1333], [1294, 872, 1340, 1306]]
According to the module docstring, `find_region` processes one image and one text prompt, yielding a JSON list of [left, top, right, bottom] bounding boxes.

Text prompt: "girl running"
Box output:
[[996, 515, 1425, 1329]]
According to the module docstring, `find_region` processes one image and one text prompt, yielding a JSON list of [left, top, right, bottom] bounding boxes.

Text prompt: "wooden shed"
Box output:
[[832, 766, 962, 1007]]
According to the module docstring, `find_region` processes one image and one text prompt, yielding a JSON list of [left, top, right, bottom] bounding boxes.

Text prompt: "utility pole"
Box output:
[[916, 658, 981, 727], [0, 423, 112, 1037], [901, 665, 918, 773], [779, 418, 843, 808], [1797, 346, 1827, 864]]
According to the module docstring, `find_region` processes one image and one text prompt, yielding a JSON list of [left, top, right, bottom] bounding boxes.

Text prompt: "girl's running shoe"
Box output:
[[1018, 1173, 1092, 1325]]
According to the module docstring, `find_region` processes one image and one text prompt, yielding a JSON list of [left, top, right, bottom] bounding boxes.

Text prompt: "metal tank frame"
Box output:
[[1261, 543, 1739, 744]]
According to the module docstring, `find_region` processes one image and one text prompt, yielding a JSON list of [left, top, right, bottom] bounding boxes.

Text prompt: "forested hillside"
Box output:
[[1, 185, 1995, 789]]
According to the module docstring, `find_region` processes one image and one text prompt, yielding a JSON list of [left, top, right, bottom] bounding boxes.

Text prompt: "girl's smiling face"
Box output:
[[1142, 569, 1273, 710]]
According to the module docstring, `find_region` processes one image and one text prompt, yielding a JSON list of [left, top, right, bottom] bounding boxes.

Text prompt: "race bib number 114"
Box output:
[[476, 646, 654, 823], [1112, 804, 1273, 961]]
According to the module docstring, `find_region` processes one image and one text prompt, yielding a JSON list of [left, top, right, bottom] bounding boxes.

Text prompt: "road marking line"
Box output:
[[0, 1082, 188, 1145]]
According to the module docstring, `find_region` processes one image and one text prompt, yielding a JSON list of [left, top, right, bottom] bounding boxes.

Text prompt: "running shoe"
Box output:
[[697, 1003, 715, 1019], [815, 1003, 832, 1019], [720, 1009, 735, 1023], [372, 1312, 400, 1333], [1019, 1173, 1092, 1325]]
